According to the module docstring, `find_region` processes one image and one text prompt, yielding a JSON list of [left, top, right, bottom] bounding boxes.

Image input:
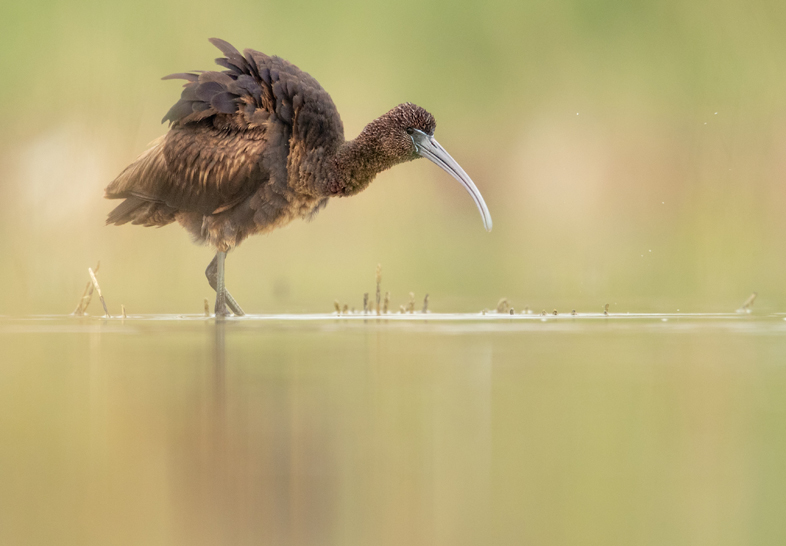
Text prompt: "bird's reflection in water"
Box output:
[[166, 322, 494, 546], [212, 318, 226, 407], [174, 318, 315, 545], [170, 318, 241, 546]]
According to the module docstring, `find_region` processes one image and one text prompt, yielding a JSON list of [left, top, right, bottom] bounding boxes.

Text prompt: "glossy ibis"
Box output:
[[105, 38, 492, 316]]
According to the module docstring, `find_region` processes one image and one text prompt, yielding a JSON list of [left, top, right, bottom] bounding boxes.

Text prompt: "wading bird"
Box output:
[[105, 38, 492, 316]]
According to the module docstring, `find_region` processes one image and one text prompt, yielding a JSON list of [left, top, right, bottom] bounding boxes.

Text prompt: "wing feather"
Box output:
[[105, 127, 268, 216], [107, 38, 346, 231]]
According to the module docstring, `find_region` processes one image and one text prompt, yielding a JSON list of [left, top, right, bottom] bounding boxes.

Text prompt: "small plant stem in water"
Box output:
[[408, 292, 415, 313], [334, 300, 341, 314], [88, 267, 110, 318], [72, 282, 92, 315], [383, 291, 390, 314], [72, 261, 100, 315], [422, 294, 429, 313]]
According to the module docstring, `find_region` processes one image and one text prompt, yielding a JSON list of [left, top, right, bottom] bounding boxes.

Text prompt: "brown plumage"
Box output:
[[105, 38, 491, 316]]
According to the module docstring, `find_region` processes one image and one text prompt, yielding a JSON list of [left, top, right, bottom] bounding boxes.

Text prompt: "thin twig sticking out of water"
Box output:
[[72, 261, 100, 315], [121, 305, 127, 319], [204, 299, 210, 317], [334, 300, 341, 314], [604, 303, 610, 316], [736, 292, 758, 314], [383, 291, 390, 314], [88, 267, 110, 317], [422, 294, 429, 313], [363, 293, 369, 314]]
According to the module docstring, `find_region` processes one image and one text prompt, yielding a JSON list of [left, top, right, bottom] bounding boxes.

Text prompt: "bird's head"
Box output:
[[366, 103, 492, 232]]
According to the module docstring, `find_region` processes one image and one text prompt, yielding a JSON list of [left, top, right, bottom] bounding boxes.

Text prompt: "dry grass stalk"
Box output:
[[72, 261, 101, 315], [342, 304, 349, 314], [407, 292, 415, 313], [334, 300, 341, 314], [204, 298, 210, 316], [121, 305, 127, 319], [363, 293, 369, 313], [88, 267, 110, 317], [422, 294, 429, 313], [73, 287, 93, 316], [496, 298, 510, 313], [604, 303, 609, 316], [383, 291, 390, 314]]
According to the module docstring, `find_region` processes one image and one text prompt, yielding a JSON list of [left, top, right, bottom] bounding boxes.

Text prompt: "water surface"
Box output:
[[1, 314, 785, 545]]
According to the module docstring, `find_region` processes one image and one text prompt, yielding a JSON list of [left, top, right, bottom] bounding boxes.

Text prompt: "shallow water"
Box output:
[[1, 314, 785, 546]]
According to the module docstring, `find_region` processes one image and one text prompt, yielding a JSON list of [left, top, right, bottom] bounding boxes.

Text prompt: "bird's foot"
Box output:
[[215, 293, 230, 318]]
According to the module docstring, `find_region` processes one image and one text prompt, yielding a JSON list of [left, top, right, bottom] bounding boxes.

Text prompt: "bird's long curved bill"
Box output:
[[416, 135, 492, 232]]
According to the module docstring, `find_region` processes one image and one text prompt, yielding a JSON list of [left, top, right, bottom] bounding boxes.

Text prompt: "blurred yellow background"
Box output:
[[1, 0, 785, 315]]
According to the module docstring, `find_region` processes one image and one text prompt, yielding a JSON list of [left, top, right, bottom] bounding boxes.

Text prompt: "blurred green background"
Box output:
[[1, 0, 785, 315]]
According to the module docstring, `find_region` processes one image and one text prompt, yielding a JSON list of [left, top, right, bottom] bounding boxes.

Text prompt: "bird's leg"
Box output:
[[214, 251, 229, 317], [206, 252, 246, 317]]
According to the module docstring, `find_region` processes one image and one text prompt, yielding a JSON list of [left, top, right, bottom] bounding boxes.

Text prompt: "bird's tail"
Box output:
[[106, 195, 176, 227]]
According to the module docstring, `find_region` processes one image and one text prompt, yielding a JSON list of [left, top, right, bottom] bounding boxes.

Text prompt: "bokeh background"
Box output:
[[1, 0, 785, 314], [3, 3, 786, 545]]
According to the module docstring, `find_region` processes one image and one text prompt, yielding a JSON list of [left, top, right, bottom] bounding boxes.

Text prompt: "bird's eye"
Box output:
[[406, 127, 414, 135]]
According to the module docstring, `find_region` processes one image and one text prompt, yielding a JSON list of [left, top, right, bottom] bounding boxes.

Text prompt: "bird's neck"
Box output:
[[327, 129, 403, 196]]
